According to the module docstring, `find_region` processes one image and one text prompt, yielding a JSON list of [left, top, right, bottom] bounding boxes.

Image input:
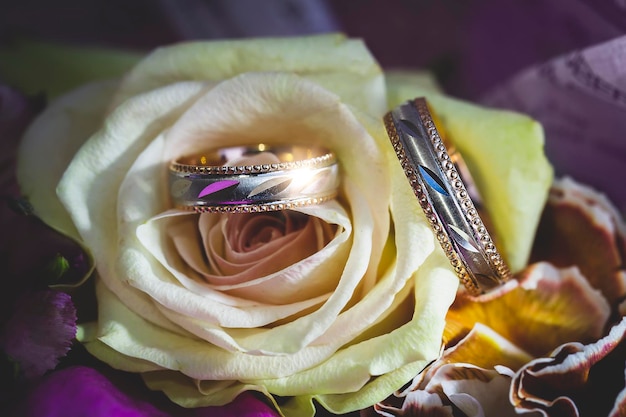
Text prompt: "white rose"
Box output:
[[16, 34, 551, 416]]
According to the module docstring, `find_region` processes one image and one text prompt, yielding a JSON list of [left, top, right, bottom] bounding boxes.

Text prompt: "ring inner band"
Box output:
[[171, 145, 335, 175]]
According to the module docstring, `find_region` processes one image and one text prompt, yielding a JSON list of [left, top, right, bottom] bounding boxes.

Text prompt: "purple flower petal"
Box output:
[[0, 290, 76, 380], [9, 366, 280, 417]]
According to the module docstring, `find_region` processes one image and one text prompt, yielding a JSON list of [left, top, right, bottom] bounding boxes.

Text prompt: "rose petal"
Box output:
[[92, 248, 457, 412], [532, 176, 626, 305], [16, 80, 121, 239], [16, 37, 542, 417], [60, 81, 211, 340], [145, 209, 341, 308], [399, 324, 530, 411], [76, 74, 399, 355], [511, 317, 626, 417], [135, 203, 349, 332], [170, 213, 317, 281], [61, 66, 457, 401], [385, 70, 443, 105], [202, 212, 336, 285], [113, 34, 386, 117], [445, 262, 611, 357]]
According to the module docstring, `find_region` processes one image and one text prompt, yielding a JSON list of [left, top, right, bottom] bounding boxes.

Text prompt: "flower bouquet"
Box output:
[[1, 28, 625, 417]]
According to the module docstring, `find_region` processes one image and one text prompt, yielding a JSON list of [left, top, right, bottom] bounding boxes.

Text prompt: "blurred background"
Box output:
[[1, 0, 622, 98]]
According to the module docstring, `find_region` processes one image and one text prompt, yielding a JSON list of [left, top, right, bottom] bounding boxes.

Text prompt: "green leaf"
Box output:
[[0, 39, 143, 98]]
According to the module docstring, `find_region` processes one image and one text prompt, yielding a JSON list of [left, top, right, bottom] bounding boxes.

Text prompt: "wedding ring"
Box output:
[[384, 98, 511, 295], [169, 145, 339, 213]]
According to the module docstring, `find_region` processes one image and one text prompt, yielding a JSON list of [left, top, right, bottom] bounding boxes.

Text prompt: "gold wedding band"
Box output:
[[169, 144, 339, 213], [384, 98, 511, 295]]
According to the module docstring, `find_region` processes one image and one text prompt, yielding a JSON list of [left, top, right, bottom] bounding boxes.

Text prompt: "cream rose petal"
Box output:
[[110, 74, 395, 354], [90, 279, 341, 379], [193, 212, 333, 283], [16, 80, 120, 237], [133, 204, 350, 331], [140, 210, 346, 305], [267, 250, 459, 414], [112, 34, 386, 117], [14, 36, 498, 417], [125, 238, 457, 415], [57, 80, 209, 253], [128, 178, 378, 354], [60, 82, 212, 337], [124, 141, 339, 340], [53, 70, 456, 404]]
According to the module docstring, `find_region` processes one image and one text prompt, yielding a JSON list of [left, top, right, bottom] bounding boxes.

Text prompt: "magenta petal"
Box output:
[[197, 180, 239, 198], [195, 392, 280, 417], [9, 366, 279, 417], [0, 290, 76, 380], [10, 366, 169, 417]]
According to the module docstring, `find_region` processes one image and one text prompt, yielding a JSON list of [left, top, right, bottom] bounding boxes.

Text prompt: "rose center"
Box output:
[[227, 212, 309, 252]]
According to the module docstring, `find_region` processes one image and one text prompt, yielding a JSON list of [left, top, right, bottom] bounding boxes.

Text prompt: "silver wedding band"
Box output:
[[169, 145, 339, 213], [384, 98, 511, 295]]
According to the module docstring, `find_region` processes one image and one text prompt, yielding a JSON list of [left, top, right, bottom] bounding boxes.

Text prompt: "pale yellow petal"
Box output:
[[16, 80, 120, 238], [114, 34, 385, 116]]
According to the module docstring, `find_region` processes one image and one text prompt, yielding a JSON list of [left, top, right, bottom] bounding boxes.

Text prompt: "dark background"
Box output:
[[1, 0, 623, 99]]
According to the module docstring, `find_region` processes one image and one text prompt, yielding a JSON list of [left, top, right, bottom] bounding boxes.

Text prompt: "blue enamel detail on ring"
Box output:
[[418, 165, 449, 196]]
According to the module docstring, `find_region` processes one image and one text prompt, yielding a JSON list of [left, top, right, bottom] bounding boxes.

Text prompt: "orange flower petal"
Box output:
[[445, 262, 610, 357], [438, 323, 532, 371]]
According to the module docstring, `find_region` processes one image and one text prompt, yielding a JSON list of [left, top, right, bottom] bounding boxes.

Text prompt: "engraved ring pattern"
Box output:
[[384, 98, 512, 295], [169, 145, 340, 213]]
